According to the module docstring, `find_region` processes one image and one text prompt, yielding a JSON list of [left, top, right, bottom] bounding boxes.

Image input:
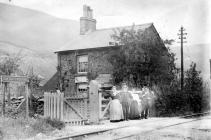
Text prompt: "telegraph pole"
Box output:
[[178, 26, 187, 90], [210, 59, 211, 79]]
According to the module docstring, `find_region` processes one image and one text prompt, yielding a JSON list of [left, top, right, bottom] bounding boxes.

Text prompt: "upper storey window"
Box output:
[[77, 55, 88, 73]]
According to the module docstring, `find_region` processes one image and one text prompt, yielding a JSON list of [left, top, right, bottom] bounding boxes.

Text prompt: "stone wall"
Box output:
[[57, 46, 117, 96]]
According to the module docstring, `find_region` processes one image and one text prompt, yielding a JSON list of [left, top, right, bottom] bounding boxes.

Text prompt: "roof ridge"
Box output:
[[56, 22, 154, 52], [95, 22, 153, 32]]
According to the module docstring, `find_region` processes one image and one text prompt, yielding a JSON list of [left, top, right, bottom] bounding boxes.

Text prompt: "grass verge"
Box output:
[[0, 117, 65, 140]]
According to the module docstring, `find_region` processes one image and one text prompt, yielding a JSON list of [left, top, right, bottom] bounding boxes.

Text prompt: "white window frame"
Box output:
[[77, 55, 88, 73]]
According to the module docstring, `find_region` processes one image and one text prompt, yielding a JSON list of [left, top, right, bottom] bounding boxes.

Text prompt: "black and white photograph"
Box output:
[[0, 0, 210, 140]]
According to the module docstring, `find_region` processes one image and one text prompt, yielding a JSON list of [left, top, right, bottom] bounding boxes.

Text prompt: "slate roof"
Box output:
[[55, 23, 153, 52], [42, 71, 58, 91]]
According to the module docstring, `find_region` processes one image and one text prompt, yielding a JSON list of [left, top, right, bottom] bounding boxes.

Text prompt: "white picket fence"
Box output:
[[44, 91, 64, 120]]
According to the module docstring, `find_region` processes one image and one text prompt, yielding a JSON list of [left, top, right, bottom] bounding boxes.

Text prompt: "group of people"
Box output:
[[109, 83, 155, 122]]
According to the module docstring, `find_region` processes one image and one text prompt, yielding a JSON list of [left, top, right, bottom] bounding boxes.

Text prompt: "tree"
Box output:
[[108, 26, 177, 87], [0, 53, 22, 75], [0, 53, 22, 114], [184, 62, 203, 113]]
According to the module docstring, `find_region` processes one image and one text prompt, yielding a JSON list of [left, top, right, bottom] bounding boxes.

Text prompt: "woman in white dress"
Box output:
[[109, 86, 124, 122]]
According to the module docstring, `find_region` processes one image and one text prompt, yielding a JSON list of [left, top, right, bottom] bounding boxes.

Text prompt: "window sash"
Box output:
[[78, 62, 88, 72], [77, 55, 88, 73]]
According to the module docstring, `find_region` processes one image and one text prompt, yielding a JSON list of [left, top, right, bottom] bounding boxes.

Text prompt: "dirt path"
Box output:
[[84, 116, 211, 140]]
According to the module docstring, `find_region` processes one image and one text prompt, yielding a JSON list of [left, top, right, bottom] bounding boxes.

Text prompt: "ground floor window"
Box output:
[[77, 83, 88, 94]]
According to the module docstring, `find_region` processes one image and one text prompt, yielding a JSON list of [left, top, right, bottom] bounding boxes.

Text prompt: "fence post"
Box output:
[[84, 98, 88, 120], [44, 92, 46, 117], [57, 93, 60, 120], [99, 91, 102, 119], [61, 92, 64, 121], [54, 93, 56, 119], [47, 93, 49, 117], [50, 93, 53, 119], [25, 83, 29, 119], [89, 80, 100, 123]]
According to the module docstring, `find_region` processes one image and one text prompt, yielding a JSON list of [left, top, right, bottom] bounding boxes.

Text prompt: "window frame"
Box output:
[[77, 55, 88, 74]]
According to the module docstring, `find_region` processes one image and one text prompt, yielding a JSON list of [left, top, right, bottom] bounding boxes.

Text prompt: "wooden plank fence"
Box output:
[[44, 91, 64, 120], [44, 91, 88, 125]]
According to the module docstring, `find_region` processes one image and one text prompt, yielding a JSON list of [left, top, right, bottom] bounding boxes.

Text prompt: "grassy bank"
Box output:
[[0, 117, 65, 140]]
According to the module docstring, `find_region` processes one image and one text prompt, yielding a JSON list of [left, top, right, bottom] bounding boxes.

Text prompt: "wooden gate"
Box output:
[[44, 91, 88, 125], [63, 96, 88, 124], [44, 92, 64, 120], [88, 80, 112, 123], [44, 80, 112, 124], [99, 85, 112, 120]]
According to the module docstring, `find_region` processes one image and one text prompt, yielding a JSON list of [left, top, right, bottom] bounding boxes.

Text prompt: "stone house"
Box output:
[[53, 5, 168, 97]]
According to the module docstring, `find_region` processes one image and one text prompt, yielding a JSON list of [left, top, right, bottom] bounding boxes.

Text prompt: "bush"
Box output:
[[31, 117, 65, 134], [184, 62, 204, 113], [31, 118, 54, 134], [0, 129, 3, 140], [45, 117, 65, 130], [154, 62, 209, 117], [153, 84, 185, 117]]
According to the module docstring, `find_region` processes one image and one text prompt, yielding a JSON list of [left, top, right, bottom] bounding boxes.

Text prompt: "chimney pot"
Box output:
[[80, 5, 96, 35]]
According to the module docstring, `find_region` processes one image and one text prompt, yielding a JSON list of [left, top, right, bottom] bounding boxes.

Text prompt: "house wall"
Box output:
[[57, 47, 117, 96], [57, 26, 169, 96]]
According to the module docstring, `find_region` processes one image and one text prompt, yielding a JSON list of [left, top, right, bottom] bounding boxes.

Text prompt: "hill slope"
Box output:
[[0, 3, 79, 83], [170, 43, 211, 80], [0, 41, 57, 84], [0, 3, 79, 53]]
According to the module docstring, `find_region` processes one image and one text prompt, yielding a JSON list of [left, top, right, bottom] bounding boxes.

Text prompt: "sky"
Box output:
[[0, 0, 210, 46]]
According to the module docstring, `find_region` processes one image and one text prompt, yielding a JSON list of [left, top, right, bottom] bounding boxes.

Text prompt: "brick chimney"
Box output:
[[80, 5, 96, 35]]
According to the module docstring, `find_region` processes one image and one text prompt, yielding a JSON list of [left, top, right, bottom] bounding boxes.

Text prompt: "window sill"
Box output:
[[75, 73, 88, 76]]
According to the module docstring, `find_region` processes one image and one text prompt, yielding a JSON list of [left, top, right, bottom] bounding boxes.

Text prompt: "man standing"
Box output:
[[140, 87, 152, 119], [118, 83, 133, 121]]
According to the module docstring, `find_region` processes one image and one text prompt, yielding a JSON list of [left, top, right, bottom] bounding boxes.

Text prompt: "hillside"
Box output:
[[0, 3, 80, 83], [170, 43, 211, 80], [0, 41, 57, 84], [0, 3, 79, 53]]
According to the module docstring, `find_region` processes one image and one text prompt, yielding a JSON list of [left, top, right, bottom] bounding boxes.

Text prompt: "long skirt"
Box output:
[[109, 99, 124, 122], [122, 101, 131, 120], [141, 99, 150, 119], [129, 100, 140, 120]]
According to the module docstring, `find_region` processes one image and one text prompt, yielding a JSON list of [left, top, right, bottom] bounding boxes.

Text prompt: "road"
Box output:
[[84, 116, 211, 140], [28, 115, 211, 140]]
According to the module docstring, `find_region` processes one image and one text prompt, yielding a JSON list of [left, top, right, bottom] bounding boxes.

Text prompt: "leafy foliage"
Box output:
[[108, 27, 209, 116], [183, 62, 204, 113], [0, 53, 22, 75], [108, 26, 176, 87], [28, 74, 42, 89], [31, 117, 65, 133], [154, 62, 209, 116]]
